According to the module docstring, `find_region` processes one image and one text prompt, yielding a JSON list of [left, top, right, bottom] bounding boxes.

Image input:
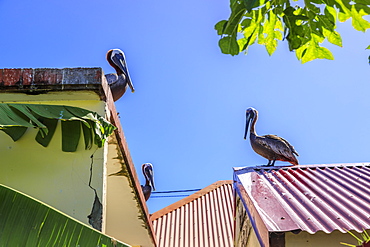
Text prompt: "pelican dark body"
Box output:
[[141, 163, 155, 201], [244, 107, 299, 166], [105, 49, 135, 101]]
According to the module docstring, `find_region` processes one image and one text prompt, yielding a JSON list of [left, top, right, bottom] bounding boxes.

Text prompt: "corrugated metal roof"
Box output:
[[151, 181, 234, 247], [234, 163, 370, 235]]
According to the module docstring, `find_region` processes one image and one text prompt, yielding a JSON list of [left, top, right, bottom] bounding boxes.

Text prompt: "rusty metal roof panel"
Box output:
[[234, 163, 370, 235], [151, 181, 234, 247]]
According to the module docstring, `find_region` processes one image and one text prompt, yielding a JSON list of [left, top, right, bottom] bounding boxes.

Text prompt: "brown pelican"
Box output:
[[141, 163, 155, 201], [244, 107, 299, 166], [106, 49, 135, 101]]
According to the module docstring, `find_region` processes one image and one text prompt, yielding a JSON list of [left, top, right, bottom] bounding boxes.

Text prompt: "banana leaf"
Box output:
[[0, 103, 116, 152], [0, 184, 130, 247]]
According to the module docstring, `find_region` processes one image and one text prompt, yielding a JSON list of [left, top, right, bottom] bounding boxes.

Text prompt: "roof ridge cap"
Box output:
[[234, 162, 370, 173]]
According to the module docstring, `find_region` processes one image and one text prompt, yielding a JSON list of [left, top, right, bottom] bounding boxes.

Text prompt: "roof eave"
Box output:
[[101, 73, 158, 246]]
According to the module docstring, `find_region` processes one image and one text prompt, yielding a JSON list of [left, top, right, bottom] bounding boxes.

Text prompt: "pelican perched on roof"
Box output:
[[105, 49, 135, 101], [141, 163, 155, 201], [244, 107, 299, 166]]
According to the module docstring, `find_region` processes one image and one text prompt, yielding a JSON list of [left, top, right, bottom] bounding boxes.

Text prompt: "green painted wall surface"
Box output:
[[0, 95, 107, 226]]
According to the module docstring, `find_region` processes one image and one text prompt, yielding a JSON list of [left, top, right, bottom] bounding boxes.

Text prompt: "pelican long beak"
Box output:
[[112, 53, 135, 93], [146, 167, 155, 191], [244, 112, 251, 140], [127, 75, 135, 93], [150, 175, 155, 191]]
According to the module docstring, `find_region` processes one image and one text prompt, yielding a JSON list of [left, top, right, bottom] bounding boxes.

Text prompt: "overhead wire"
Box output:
[[151, 188, 201, 198], [152, 189, 201, 194]]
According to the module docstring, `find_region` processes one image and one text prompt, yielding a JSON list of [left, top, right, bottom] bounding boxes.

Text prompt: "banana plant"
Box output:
[[0, 183, 130, 247], [0, 103, 116, 152]]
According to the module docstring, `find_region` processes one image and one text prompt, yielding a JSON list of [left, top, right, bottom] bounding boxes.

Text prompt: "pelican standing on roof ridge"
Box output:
[[141, 163, 155, 201], [105, 49, 135, 101], [244, 107, 299, 166]]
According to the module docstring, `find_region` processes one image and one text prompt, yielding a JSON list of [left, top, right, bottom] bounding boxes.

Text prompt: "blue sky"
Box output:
[[0, 1, 369, 213]]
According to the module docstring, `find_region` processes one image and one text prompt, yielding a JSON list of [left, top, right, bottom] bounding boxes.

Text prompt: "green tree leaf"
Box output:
[[323, 28, 342, 47], [350, 6, 370, 32], [215, 20, 228, 35], [296, 34, 334, 63], [219, 36, 240, 55], [215, 0, 370, 62], [263, 11, 283, 55], [224, 0, 247, 35], [242, 0, 258, 12]]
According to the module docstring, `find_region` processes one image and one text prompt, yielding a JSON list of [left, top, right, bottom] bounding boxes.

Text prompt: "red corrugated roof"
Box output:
[[151, 181, 234, 247], [234, 163, 370, 236]]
